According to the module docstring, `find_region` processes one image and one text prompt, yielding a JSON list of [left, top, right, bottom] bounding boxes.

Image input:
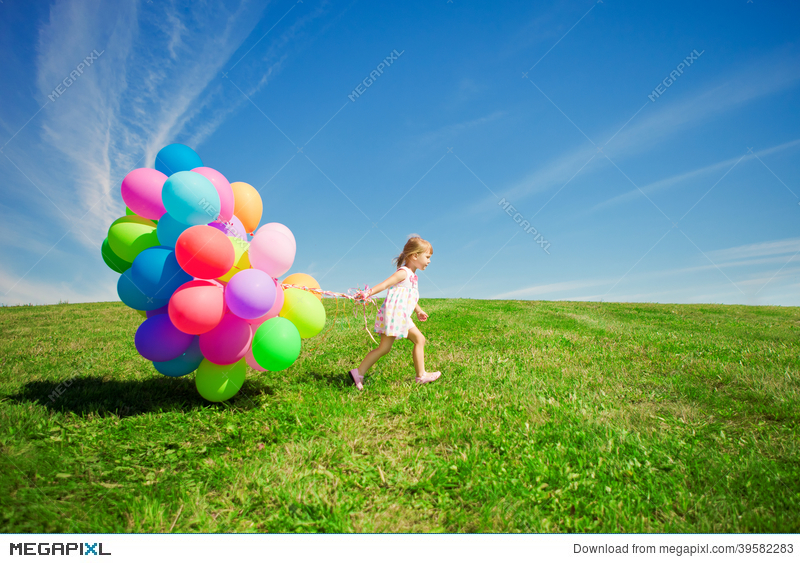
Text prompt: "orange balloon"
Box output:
[[230, 182, 263, 234], [282, 273, 321, 300]]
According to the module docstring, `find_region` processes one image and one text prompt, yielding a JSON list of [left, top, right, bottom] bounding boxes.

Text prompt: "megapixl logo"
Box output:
[[10, 542, 111, 555]]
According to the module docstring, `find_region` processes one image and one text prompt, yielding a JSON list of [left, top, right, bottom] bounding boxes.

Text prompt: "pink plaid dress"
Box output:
[[374, 266, 419, 339]]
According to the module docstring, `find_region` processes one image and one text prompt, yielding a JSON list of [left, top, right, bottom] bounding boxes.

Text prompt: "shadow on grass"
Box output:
[[5, 375, 277, 417], [304, 371, 354, 388]]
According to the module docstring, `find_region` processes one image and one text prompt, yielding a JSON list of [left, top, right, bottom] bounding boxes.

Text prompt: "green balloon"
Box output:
[[101, 237, 133, 273], [107, 215, 159, 263], [195, 358, 246, 402], [279, 288, 326, 338], [252, 317, 302, 371], [126, 206, 157, 224]]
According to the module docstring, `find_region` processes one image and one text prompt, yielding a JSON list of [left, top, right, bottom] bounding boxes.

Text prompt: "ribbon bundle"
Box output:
[[280, 284, 379, 344]]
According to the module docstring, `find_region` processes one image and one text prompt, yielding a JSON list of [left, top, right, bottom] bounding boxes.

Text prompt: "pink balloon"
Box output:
[[257, 223, 296, 252], [192, 167, 234, 222], [245, 347, 266, 372], [249, 229, 295, 278], [244, 278, 284, 327], [121, 168, 168, 220], [267, 278, 284, 317], [199, 313, 253, 365], [208, 215, 247, 241]]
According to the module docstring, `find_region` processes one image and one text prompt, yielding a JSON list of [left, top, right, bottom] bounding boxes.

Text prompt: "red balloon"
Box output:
[[169, 280, 226, 334], [175, 225, 235, 279]]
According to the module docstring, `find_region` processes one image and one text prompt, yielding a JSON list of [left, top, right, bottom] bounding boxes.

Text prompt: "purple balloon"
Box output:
[[209, 215, 247, 241], [225, 269, 276, 319], [135, 314, 194, 362]]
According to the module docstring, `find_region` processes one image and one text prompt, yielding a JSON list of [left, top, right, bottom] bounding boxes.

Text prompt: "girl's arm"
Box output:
[[367, 270, 407, 297], [414, 302, 428, 321]]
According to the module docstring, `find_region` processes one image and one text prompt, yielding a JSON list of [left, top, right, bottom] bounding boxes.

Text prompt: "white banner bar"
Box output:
[[2, 534, 797, 562]]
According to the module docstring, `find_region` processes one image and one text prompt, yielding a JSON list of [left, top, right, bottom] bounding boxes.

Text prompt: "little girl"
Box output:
[[349, 236, 441, 390]]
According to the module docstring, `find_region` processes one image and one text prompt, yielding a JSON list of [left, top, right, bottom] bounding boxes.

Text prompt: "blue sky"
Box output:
[[2, 0, 799, 306]]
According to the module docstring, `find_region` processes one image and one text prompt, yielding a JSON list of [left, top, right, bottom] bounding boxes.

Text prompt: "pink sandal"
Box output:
[[349, 368, 364, 390], [415, 371, 441, 384]]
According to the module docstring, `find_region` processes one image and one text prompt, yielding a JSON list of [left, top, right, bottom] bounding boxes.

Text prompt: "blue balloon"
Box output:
[[156, 212, 191, 247], [135, 314, 194, 362], [161, 171, 221, 225], [117, 269, 169, 311], [155, 143, 203, 176], [131, 246, 192, 299], [153, 336, 204, 377]]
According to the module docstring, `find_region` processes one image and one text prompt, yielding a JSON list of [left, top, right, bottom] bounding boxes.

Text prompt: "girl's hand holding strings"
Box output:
[[348, 285, 374, 305]]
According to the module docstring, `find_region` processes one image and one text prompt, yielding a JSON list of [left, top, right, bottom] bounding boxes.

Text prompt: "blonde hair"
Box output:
[[394, 234, 433, 269]]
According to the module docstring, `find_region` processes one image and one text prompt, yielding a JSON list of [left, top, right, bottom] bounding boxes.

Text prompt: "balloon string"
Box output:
[[280, 284, 379, 345]]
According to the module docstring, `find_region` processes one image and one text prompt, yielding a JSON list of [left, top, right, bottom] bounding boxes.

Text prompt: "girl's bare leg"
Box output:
[[358, 335, 395, 375], [406, 327, 426, 378]]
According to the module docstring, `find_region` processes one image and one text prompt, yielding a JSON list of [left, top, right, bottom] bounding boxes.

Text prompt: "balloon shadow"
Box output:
[[6, 375, 274, 417]]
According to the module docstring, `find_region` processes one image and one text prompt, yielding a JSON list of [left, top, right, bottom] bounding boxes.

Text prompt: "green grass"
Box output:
[[1, 299, 799, 532]]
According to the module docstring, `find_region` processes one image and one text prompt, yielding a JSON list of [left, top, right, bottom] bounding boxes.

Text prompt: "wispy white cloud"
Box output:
[[493, 236, 800, 301], [0, 267, 117, 306], [602, 56, 800, 157], [32, 0, 325, 246], [467, 49, 800, 219], [706, 236, 800, 263], [416, 110, 507, 148], [493, 277, 612, 299], [585, 139, 800, 216]]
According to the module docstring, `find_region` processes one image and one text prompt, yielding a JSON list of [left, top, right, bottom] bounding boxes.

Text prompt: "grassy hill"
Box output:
[[1, 299, 798, 532]]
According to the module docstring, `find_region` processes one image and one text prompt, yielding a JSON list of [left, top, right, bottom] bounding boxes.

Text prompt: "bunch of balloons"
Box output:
[[102, 144, 326, 402]]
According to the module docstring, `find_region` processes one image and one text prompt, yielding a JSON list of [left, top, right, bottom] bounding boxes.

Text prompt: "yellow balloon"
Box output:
[[230, 182, 263, 234], [282, 273, 321, 300], [238, 250, 251, 270], [217, 237, 250, 282], [280, 288, 326, 338]]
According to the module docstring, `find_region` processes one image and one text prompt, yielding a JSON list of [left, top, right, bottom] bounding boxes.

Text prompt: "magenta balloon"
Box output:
[[199, 313, 253, 365], [135, 314, 194, 362], [121, 168, 169, 220], [226, 269, 276, 319], [249, 229, 295, 278], [208, 214, 247, 241], [257, 223, 296, 252], [192, 167, 235, 223]]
